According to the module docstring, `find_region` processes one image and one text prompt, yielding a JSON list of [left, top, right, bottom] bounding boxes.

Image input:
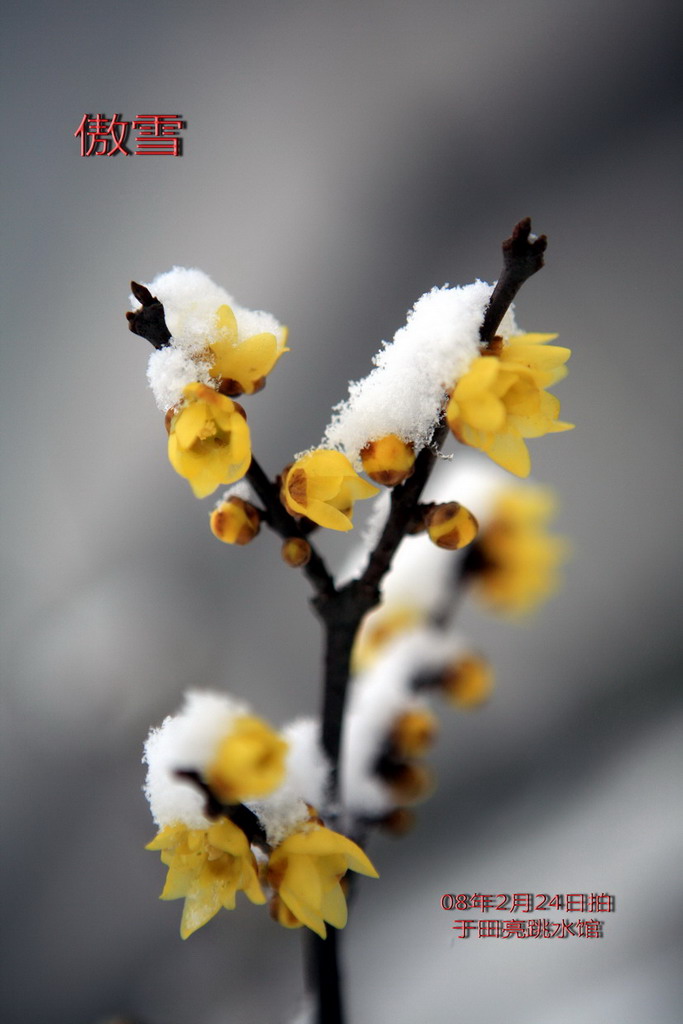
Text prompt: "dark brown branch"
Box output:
[[126, 281, 172, 349], [174, 770, 268, 847], [306, 930, 345, 1024], [479, 218, 547, 345], [315, 425, 447, 800], [360, 421, 448, 593]]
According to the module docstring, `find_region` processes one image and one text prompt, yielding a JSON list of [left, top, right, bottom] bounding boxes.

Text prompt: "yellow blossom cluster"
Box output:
[[146, 708, 377, 939], [137, 261, 576, 966], [148, 813, 378, 940]]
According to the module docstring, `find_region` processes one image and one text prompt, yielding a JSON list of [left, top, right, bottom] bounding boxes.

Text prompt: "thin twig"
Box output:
[[479, 218, 547, 345], [246, 456, 336, 600], [126, 281, 172, 349]]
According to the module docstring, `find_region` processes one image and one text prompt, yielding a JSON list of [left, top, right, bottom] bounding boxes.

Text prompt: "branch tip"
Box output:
[[480, 217, 548, 344]]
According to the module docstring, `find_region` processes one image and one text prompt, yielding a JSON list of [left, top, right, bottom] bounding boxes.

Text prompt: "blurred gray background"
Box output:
[[1, 1, 681, 1022]]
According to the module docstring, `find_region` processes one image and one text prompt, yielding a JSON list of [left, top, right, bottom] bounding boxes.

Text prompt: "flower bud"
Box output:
[[381, 762, 436, 805], [379, 808, 416, 836], [210, 497, 261, 545], [425, 501, 478, 550], [390, 708, 438, 758], [360, 434, 415, 486], [441, 655, 494, 708], [281, 537, 311, 567]]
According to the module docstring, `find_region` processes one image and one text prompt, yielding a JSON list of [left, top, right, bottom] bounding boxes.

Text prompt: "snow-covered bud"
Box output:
[[425, 501, 478, 550], [351, 603, 423, 674], [210, 497, 261, 545], [205, 715, 289, 804], [281, 537, 311, 567], [142, 268, 288, 412], [144, 692, 288, 827], [440, 655, 494, 708], [208, 304, 289, 396], [360, 434, 415, 486]]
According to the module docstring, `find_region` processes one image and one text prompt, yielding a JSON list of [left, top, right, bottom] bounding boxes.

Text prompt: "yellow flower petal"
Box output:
[[485, 432, 531, 477], [208, 305, 288, 393]]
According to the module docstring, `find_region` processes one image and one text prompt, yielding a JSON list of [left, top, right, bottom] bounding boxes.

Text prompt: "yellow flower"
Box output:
[[351, 603, 424, 674], [446, 333, 574, 477], [281, 450, 379, 531], [205, 715, 288, 804], [168, 382, 251, 498], [473, 487, 568, 614], [208, 304, 288, 395], [146, 818, 265, 939], [267, 824, 379, 938]]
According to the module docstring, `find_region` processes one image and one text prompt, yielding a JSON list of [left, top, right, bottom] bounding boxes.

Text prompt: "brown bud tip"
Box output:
[[480, 335, 504, 357], [281, 537, 311, 567], [426, 502, 478, 550], [130, 280, 154, 305], [217, 378, 245, 397], [231, 400, 248, 420], [164, 407, 177, 434]]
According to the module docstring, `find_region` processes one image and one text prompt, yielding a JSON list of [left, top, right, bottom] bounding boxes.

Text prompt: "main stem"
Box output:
[[306, 931, 344, 1024]]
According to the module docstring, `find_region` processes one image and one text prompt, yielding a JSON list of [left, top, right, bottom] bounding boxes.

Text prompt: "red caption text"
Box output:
[[74, 114, 185, 156], [441, 893, 615, 939]]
